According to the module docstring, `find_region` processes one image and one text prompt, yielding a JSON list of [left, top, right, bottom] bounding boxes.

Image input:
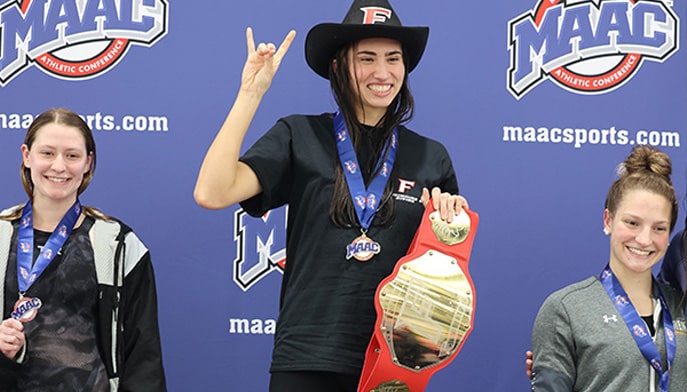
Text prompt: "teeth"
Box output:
[[48, 177, 67, 183], [369, 85, 391, 92], [628, 247, 651, 256]]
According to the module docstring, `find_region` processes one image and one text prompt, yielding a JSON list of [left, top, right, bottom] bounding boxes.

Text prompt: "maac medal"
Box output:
[[11, 296, 42, 322], [347, 233, 381, 261]]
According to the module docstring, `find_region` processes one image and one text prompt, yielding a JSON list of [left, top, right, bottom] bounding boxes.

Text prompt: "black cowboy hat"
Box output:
[[305, 0, 429, 79]]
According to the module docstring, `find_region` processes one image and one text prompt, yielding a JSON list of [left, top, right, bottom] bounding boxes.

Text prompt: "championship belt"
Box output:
[[358, 203, 479, 392]]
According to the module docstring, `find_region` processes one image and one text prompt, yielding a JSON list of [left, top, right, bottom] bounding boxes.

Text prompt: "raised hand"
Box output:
[[240, 27, 296, 97]]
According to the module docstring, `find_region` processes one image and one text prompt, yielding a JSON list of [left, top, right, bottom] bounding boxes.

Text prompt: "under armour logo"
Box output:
[[603, 314, 618, 323]]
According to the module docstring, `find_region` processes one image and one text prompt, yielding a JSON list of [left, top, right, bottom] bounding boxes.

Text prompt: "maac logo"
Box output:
[[0, 0, 168, 86], [232, 206, 287, 291], [507, 0, 679, 99]]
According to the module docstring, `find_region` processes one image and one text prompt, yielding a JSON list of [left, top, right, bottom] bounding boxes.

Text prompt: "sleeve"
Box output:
[[0, 220, 22, 387], [239, 119, 294, 217], [657, 229, 686, 293], [0, 348, 21, 390], [119, 246, 167, 392], [531, 294, 575, 392]]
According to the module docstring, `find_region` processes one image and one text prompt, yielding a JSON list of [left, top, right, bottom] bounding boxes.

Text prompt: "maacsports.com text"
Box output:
[[503, 125, 681, 149], [0, 112, 169, 133]]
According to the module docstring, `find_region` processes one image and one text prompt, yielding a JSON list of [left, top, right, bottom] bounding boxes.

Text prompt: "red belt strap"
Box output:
[[358, 203, 479, 392]]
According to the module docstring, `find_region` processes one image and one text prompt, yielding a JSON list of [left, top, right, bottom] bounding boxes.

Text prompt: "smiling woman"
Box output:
[[530, 145, 687, 392], [21, 123, 93, 216], [192, 0, 469, 390], [346, 38, 405, 125], [0, 108, 167, 392]]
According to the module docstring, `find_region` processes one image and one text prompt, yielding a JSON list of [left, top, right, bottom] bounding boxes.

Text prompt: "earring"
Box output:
[[603, 227, 610, 235]]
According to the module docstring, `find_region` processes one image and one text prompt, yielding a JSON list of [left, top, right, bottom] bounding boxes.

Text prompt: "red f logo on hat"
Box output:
[[360, 7, 392, 24]]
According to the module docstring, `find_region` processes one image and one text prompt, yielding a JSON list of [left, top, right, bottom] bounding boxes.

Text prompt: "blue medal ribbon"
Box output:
[[599, 265, 675, 392], [16, 200, 81, 294], [333, 111, 398, 231]]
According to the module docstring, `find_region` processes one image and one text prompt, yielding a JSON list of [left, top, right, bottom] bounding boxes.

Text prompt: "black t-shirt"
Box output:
[[240, 113, 459, 374], [3, 217, 108, 391]]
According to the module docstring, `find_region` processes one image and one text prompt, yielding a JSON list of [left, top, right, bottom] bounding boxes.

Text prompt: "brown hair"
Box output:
[[605, 145, 678, 232], [1, 108, 109, 221], [20, 108, 97, 199]]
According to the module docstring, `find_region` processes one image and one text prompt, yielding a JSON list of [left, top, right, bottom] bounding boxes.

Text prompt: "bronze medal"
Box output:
[[12, 295, 42, 322], [346, 231, 382, 261]]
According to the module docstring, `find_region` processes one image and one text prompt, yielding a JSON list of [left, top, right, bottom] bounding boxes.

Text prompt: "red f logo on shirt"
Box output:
[[360, 7, 392, 24], [397, 179, 415, 193]]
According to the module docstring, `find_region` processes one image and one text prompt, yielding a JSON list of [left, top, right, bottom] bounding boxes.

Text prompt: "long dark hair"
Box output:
[[327, 40, 415, 228]]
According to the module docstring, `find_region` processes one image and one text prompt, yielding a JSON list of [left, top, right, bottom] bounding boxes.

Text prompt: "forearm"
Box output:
[[194, 89, 263, 209]]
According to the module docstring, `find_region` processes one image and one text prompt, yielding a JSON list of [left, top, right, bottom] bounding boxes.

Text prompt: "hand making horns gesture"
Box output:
[[240, 27, 296, 96]]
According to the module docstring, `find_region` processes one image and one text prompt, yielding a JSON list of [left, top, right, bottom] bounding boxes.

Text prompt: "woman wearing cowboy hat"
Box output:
[[194, 0, 467, 390]]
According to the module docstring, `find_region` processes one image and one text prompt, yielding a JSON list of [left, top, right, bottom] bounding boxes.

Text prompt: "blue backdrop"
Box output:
[[0, 0, 685, 390]]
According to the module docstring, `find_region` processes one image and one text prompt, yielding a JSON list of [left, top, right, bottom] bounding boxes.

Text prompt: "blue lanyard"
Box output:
[[333, 111, 397, 230], [600, 265, 675, 392], [16, 200, 81, 294]]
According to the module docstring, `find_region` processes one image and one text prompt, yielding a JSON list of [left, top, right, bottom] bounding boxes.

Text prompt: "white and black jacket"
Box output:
[[0, 211, 167, 391]]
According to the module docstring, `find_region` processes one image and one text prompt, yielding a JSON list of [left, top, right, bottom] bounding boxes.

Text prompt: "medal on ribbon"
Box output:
[[11, 296, 43, 322], [599, 266, 675, 392], [12, 200, 81, 322], [358, 203, 479, 392], [334, 111, 397, 261], [346, 231, 381, 261]]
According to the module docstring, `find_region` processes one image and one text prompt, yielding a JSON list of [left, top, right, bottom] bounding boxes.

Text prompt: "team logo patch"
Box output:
[[18, 241, 30, 253], [337, 129, 348, 142], [366, 194, 377, 209], [360, 7, 392, 25], [380, 162, 389, 177], [355, 194, 367, 209], [344, 160, 358, 174], [507, 0, 679, 98], [41, 248, 53, 259], [0, 0, 169, 86], [632, 324, 647, 337]]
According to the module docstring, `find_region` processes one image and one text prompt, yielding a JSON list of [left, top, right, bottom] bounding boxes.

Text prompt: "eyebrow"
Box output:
[[356, 50, 403, 57], [622, 213, 670, 225], [33, 144, 84, 152]]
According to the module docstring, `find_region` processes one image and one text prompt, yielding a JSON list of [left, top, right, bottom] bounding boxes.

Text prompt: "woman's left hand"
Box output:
[[421, 187, 469, 223]]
